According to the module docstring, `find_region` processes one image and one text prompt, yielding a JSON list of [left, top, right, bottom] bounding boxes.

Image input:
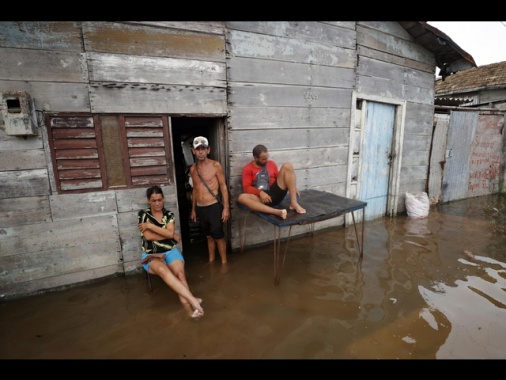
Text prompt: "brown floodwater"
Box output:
[[1, 195, 505, 359]]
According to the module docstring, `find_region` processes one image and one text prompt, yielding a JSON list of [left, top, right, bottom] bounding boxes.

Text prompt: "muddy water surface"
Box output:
[[1, 195, 505, 359]]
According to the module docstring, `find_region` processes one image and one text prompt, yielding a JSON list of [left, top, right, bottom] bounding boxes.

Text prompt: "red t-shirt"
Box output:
[[242, 160, 279, 196]]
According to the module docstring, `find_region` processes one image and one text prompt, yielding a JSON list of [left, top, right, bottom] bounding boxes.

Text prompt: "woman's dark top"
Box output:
[[138, 207, 177, 253]]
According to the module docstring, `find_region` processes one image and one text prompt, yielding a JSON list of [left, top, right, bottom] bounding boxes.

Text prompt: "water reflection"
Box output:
[[419, 255, 506, 359], [1, 196, 505, 359], [326, 200, 506, 359]]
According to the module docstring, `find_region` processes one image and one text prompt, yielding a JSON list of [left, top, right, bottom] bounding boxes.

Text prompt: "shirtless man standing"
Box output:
[[189, 136, 230, 264]]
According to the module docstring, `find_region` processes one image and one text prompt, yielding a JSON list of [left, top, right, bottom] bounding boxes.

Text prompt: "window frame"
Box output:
[[45, 113, 174, 194]]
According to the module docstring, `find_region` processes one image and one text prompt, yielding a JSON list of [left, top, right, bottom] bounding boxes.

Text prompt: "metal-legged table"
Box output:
[[238, 189, 367, 285]]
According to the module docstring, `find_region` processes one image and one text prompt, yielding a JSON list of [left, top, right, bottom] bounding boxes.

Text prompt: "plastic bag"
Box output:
[[254, 165, 270, 191], [405, 192, 430, 218]]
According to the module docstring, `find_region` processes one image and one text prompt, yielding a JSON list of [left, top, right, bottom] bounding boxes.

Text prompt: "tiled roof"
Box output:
[[435, 60, 506, 95]]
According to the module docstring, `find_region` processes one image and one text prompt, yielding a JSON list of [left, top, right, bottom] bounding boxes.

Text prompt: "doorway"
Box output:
[[170, 117, 227, 255], [358, 101, 395, 219], [347, 93, 406, 222]]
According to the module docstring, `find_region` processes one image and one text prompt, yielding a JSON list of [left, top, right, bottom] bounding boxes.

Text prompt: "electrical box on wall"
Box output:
[[1, 90, 38, 136]]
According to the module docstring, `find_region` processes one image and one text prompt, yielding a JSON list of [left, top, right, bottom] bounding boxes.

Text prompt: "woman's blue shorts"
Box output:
[[141, 248, 184, 272]]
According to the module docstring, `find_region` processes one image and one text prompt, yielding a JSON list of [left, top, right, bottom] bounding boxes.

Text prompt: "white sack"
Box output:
[[405, 192, 430, 218]]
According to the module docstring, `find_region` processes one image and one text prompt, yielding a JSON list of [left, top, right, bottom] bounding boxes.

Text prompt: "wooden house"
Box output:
[[0, 21, 483, 299]]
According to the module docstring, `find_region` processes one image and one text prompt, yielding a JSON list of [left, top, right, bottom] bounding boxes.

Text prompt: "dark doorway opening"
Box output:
[[170, 117, 225, 256]]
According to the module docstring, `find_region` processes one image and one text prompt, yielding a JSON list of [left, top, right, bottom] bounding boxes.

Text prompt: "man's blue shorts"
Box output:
[[141, 247, 184, 272]]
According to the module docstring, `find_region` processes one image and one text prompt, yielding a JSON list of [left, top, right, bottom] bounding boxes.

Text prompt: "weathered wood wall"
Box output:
[[226, 21, 357, 247], [355, 21, 437, 213], [0, 21, 227, 299]]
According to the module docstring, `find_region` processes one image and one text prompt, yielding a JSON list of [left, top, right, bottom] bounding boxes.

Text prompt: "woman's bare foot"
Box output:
[[191, 309, 204, 319], [290, 203, 306, 214], [182, 298, 204, 319], [277, 209, 287, 220], [191, 298, 204, 319]]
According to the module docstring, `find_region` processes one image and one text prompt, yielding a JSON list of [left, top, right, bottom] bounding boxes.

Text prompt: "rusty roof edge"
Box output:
[[435, 105, 501, 112], [435, 94, 474, 99]]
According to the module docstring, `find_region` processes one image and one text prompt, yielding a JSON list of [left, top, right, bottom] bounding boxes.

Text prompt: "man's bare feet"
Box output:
[[290, 204, 306, 214]]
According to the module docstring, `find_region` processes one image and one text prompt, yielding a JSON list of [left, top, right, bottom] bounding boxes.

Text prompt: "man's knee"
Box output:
[[280, 162, 294, 172]]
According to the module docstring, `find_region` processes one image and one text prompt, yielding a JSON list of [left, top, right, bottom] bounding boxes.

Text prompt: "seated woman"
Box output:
[[138, 185, 204, 319]]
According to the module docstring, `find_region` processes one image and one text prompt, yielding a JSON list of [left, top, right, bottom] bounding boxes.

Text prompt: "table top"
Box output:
[[237, 189, 367, 227]]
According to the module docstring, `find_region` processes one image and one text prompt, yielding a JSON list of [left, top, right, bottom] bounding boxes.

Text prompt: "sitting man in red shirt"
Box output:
[[238, 144, 306, 219]]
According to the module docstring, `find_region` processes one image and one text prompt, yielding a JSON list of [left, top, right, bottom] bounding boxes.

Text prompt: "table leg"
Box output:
[[351, 208, 366, 258], [274, 225, 293, 286], [239, 211, 249, 253], [360, 208, 365, 258], [273, 226, 280, 284]]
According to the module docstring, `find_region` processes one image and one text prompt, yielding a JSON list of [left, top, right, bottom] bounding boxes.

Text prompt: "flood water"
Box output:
[[1, 195, 506, 359]]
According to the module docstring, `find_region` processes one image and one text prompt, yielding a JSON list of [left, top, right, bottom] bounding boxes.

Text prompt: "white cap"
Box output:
[[193, 136, 209, 148]]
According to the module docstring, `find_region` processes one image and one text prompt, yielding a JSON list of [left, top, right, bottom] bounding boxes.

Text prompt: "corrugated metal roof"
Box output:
[[434, 96, 474, 107]]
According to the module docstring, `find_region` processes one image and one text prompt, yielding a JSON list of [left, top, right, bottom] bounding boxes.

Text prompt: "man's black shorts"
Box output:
[[196, 202, 224, 239], [265, 181, 288, 206]]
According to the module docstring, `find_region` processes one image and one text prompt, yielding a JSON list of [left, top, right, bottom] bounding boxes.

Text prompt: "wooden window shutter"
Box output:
[[47, 115, 105, 193], [124, 116, 172, 186], [46, 114, 173, 193]]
